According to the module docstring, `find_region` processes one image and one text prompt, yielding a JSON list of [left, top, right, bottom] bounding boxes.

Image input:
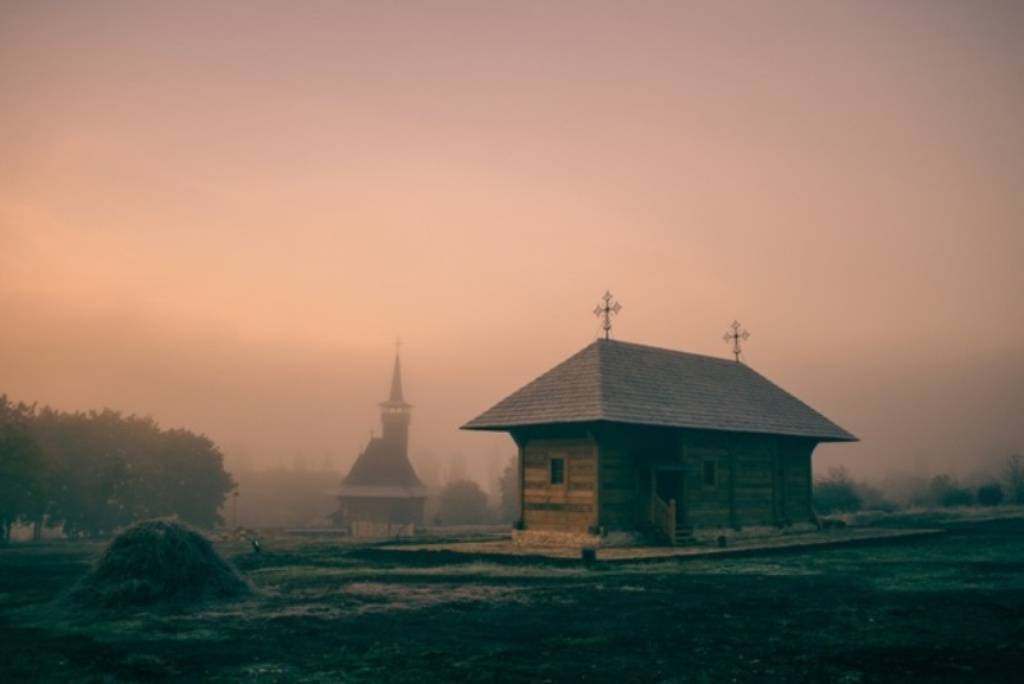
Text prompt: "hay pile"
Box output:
[[71, 519, 252, 609]]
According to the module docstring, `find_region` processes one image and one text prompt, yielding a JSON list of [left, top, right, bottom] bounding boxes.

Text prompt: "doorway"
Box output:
[[654, 469, 686, 524]]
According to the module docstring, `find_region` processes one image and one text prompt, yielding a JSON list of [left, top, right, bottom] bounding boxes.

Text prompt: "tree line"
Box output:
[[815, 454, 1024, 515], [0, 395, 235, 542]]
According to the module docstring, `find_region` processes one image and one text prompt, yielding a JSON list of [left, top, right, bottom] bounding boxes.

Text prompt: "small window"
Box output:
[[550, 458, 565, 485], [703, 459, 717, 488]]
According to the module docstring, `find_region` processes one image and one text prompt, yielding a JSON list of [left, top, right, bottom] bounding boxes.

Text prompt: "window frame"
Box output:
[[549, 456, 566, 487], [702, 457, 718, 490]]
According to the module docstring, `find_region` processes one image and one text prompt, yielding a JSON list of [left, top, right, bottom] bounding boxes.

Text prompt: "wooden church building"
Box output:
[[463, 338, 856, 544], [336, 353, 427, 537]]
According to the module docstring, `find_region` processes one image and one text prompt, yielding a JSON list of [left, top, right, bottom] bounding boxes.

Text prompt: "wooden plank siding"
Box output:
[[521, 437, 596, 531], [680, 445, 732, 528], [729, 435, 779, 527], [780, 439, 815, 524], [638, 430, 817, 530], [516, 425, 819, 536], [597, 445, 637, 530]]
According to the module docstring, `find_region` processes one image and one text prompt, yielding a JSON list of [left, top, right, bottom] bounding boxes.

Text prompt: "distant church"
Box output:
[[336, 352, 427, 537]]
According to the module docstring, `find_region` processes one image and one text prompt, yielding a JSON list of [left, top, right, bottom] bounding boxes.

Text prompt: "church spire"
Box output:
[[379, 344, 411, 453], [388, 352, 404, 403]]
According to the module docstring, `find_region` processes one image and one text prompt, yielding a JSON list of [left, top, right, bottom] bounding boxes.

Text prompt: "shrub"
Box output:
[[856, 482, 900, 513], [930, 474, 974, 508], [436, 479, 490, 525], [977, 482, 1005, 507], [814, 467, 862, 514]]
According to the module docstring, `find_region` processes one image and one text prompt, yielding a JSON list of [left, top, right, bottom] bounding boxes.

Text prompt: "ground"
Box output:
[[1, 517, 1022, 682]]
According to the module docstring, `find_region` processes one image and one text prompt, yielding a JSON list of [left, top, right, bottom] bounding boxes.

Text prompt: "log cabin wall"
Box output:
[[593, 426, 815, 532], [596, 442, 636, 531], [641, 429, 817, 531], [513, 425, 819, 535], [722, 433, 779, 527], [678, 432, 815, 528], [592, 424, 676, 531], [779, 438, 816, 524], [673, 431, 733, 528], [521, 436, 597, 531]]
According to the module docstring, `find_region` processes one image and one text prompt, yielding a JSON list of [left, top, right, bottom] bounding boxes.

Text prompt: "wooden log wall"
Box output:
[[513, 425, 820, 534], [644, 430, 818, 530], [779, 438, 815, 523], [521, 437, 596, 531], [597, 444, 636, 530]]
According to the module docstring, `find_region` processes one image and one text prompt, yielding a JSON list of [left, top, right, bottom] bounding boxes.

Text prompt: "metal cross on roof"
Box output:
[[723, 320, 750, 362], [593, 290, 622, 340]]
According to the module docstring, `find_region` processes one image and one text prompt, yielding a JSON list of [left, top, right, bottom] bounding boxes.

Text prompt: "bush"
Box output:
[[70, 519, 251, 610], [436, 479, 490, 525], [930, 474, 974, 508], [856, 482, 900, 513], [977, 482, 1005, 507], [814, 467, 862, 514]]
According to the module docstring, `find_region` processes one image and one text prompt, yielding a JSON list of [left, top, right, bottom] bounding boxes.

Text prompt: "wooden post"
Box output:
[[779, 446, 788, 524], [517, 444, 526, 526], [649, 468, 657, 524], [806, 442, 817, 522], [511, 431, 527, 528], [588, 429, 601, 532], [729, 451, 737, 529]]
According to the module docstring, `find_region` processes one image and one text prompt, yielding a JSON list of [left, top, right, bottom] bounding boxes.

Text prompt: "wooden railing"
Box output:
[[651, 495, 676, 543]]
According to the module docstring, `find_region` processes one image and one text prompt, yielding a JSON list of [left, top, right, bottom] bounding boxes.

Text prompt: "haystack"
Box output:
[[71, 519, 252, 609]]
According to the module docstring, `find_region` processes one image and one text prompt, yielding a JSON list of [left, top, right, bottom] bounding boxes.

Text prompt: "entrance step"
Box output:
[[672, 527, 694, 546]]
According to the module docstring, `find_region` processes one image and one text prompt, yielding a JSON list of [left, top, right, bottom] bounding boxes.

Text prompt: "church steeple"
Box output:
[[388, 353, 404, 403], [379, 349, 412, 454]]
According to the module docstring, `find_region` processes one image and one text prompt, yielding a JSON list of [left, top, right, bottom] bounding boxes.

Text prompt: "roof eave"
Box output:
[[461, 417, 858, 443]]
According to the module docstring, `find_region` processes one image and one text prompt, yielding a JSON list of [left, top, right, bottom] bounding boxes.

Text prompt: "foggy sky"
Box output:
[[2, 1, 1022, 487]]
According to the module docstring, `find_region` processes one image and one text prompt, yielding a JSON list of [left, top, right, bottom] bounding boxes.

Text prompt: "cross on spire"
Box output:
[[723, 320, 750, 362], [593, 290, 622, 340]]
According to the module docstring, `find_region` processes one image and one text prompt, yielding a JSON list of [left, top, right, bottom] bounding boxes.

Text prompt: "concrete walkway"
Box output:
[[376, 526, 944, 564]]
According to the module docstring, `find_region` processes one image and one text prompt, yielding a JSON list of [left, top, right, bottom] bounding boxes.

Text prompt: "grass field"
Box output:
[[1, 518, 1022, 682]]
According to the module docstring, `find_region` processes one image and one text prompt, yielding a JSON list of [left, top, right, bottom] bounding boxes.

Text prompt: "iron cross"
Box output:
[[723, 320, 750, 362], [594, 290, 622, 340]]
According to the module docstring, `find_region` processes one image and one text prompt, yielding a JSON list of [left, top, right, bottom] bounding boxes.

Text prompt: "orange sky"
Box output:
[[2, 2, 1022, 487]]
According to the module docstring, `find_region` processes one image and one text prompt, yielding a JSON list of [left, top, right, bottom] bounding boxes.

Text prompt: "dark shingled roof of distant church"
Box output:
[[462, 339, 857, 442], [342, 437, 425, 489]]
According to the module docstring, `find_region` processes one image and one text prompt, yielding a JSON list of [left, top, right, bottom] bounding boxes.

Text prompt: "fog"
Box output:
[[2, 1, 1022, 489]]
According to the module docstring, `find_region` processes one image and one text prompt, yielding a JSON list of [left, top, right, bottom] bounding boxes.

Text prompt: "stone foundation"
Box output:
[[350, 521, 417, 539], [514, 524, 819, 547], [512, 528, 645, 548], [690, 522, 818, 543]]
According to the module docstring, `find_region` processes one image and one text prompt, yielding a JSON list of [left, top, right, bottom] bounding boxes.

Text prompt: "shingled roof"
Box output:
[[339, 437, 427, 498], [462, 339, 856, 442]]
